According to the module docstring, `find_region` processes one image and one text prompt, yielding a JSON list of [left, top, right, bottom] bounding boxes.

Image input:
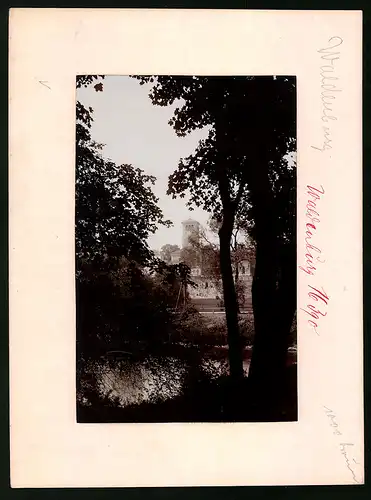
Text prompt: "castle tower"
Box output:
[[181, 218, 200, 248]]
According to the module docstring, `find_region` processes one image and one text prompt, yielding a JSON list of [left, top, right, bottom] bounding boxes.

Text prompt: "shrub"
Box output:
[[239, 314, 255, 346], [77, 260, 186, 359]]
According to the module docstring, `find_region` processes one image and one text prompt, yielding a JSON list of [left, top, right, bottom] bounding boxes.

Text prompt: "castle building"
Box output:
[[169, 218, 253, 303], [181, 218, 200, 248], [170, 249, 181, 265]]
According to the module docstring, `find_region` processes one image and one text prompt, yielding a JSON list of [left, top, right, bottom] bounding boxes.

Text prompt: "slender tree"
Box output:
[[133, 75, 296, 393], [133, 76, 250, 381]]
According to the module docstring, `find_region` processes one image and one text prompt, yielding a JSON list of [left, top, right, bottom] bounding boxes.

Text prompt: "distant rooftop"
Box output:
[[181, 218, 200, 225]]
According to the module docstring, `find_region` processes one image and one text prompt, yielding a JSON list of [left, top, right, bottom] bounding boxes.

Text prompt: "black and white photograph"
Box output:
[[76, 75, 297, 423]]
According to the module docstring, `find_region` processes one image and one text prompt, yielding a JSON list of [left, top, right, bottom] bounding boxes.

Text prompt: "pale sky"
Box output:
[[77, 76, 212, 250]]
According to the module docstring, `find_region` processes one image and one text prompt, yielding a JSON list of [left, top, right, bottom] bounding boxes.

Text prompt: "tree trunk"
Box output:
[[274, 243, 296, 374], [247, 154, 283, 390], [248, 239, 296, 421], [248, 157, 296, 395], [219, 217, 245, 382], [248, 232, 279, 388], [214, 99, 244, 385]]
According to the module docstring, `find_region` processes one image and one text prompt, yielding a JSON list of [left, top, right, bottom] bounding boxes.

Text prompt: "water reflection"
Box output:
[[98, 357, 188, 406], [87, 348, 296, 409], [94, 355, 250, 407]]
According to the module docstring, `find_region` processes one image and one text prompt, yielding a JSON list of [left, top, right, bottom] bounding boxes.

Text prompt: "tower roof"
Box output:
[[181, 218, 200, 225]]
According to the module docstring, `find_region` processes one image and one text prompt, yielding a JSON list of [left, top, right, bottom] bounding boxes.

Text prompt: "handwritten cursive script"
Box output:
[[311, 36, 343, 152], [299, 185, 328, 335], [323, 406, 362, 484], [300, 285, 329, 335], [299, 184, 325, 277]]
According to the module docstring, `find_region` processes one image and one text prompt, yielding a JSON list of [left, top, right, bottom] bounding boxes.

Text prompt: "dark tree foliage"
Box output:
[[76, 76, 194, 362], [76, 75, 172, 271], [133, 75, 296, 392]]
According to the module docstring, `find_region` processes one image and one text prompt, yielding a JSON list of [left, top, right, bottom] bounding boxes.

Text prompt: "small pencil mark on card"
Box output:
[[38, 80, 51, 90]]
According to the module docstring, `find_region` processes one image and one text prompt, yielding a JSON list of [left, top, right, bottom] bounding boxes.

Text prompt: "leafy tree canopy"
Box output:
[[132, 76, 296, 245], [76, 76, 172, 271]]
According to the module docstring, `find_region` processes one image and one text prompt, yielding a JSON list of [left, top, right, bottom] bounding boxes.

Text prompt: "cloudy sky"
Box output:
[[77, 76, 212, 250]]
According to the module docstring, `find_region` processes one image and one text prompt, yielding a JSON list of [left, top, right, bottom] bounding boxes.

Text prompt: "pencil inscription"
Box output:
[[311, 36, 343, 152], [323, 406, 362, 483]]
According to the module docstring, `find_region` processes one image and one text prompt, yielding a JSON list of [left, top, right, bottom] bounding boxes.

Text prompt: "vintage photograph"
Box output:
[[76, 75, 297, 423]]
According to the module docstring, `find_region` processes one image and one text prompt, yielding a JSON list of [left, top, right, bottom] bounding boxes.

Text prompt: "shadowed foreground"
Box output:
[[77, 313, 297, 424], [77, 362, 297, 423]]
